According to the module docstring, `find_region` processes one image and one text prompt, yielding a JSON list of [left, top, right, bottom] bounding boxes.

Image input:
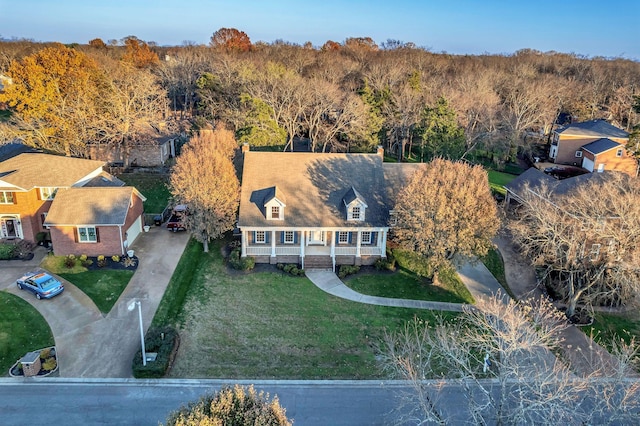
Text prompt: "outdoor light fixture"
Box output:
[[128, 300, 146, 366]]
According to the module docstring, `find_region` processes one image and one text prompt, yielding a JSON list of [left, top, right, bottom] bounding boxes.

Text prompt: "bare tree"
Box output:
[[381, 295, 640, 425], [508, 173, 640, 317], [169, 127, 240, 252]]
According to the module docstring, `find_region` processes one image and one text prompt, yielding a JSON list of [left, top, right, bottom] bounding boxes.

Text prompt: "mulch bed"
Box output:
[[83, 256, 139, 271]]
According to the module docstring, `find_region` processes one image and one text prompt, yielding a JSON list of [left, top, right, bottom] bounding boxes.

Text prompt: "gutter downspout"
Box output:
[[119, 225, 124, 255]]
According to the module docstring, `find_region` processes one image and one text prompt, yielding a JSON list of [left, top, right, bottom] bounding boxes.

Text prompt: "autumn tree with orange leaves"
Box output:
[[169, 127, 240, 252], [122, 36, 159, 68], [210, 27, 252, 52]]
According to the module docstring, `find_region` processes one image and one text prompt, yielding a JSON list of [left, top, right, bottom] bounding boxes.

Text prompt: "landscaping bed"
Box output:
[[9, 346, 58, 377]]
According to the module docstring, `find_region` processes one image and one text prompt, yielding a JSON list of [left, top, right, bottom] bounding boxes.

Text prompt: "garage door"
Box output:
[[126, 215, 143, 245], [582, 157, 594, 172]]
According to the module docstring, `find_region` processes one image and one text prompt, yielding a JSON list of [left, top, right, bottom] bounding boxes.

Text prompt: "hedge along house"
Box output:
[[237, 146, 420, 270], [44, 187, 146, 257]]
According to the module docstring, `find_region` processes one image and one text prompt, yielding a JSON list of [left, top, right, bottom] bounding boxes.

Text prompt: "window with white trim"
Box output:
[[0, 191, 14, 204], [575, 151, 582, 158], [351, 206, 360, 220], [361, 231, 372, 244], [39, 187, 58, 200], [338, 231, 349, 244], [616, 149, 623, 157], [284, 231, 294, 244], [78, 226, 97, 243], [271, 206, 280, 219], [255, 231, 266, 244]]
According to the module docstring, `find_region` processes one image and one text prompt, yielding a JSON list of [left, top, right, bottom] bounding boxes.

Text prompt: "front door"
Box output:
[[1, 218, 19, 238], [597, 163, 605, 173], [308, 230, 324, 245]]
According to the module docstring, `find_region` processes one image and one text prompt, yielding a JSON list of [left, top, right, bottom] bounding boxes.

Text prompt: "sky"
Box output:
[[1, 0, 638, 60]]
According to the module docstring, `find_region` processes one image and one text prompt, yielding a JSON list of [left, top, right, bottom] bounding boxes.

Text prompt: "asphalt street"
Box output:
[[0, 379, 436, 426]]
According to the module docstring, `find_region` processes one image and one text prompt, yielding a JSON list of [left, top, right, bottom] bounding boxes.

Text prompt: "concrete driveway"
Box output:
[[2, 226, 190, 377]]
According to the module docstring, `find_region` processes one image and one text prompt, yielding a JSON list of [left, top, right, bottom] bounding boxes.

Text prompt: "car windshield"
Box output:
[[39, 278, 59, 289]]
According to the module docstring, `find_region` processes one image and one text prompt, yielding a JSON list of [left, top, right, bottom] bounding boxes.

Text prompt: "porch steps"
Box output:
[[303, 255, 333, 270]]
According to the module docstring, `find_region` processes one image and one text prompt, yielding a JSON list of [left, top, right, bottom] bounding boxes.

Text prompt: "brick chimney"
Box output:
[[376, 145, 384, 158], [242, 143, 250, 154]]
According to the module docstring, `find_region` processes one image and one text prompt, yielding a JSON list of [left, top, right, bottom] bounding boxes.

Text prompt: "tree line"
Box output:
[[2, 29, 640, 164]]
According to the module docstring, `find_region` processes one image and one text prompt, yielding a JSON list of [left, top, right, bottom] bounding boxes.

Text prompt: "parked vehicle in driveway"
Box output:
[[16, 271, 64, 299], [167, 204, 188, 232]]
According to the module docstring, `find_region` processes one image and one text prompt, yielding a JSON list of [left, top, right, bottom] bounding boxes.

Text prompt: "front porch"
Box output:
[[241, 228, 387, 270]]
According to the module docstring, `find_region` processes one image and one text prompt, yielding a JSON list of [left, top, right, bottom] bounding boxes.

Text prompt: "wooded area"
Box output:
[[1, 31, 639, 165]]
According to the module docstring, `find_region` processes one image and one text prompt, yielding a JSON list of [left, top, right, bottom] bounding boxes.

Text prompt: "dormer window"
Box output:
[[352, 207, 361, 220], [39, 187, 58, 200], [271, 206, 280, 219], [262, 186, 286, 220]]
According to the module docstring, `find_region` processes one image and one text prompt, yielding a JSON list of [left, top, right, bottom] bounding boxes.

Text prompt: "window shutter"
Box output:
[[36, 189, 42, 201], [371, 232, 377, 245], [74, 228, 79, 243], [294, 232, 298, 244], [335, 232, 339, 243], [96, 228, 100, 243], [280, 232, 284, 243], [265, 232, 270, 244], [348, 232, 352, 244], [12, 192, 17, 204], [253, 231, 257, 243]]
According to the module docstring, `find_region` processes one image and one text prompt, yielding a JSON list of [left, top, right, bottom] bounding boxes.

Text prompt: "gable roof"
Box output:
[[556, 120, 629, 139], [44, 187, 145, 226], [238, 152, 387, 228], [581, 138, 622, 155], [342, 186, 368, 207], [0, 153, 105, 190], [263, 186, 286, 206], [382, 163, 423, 206], [505, 167, 619, 200]]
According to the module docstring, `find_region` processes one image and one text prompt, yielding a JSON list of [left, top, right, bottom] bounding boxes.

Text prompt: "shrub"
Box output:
[[112, 255, 120, 262], [276, 263, 285, 270], [42, 357, 57, 371], [165, 384, 292, 426], [81, 258, 93, 267], [39, 348, 51, 360], [64, 254, 77, 269], [35, 232, 48, 244], [393, 249, 434, 277], [132, 327, 179, 378], [338, 264, 360, 278], [97, 255, 106, 267], [375, 250, 396, 271], [0, 243, 17, 260], [283, 264, 294, 273], [228, 248, 255, 271], [280, 263, 305, 277], [79, 254, 88, 262]]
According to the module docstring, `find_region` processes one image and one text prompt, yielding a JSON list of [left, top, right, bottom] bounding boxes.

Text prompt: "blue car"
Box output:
[[16, 271, 64, 300]]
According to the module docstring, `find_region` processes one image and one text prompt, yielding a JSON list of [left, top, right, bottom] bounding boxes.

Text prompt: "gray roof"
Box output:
[[342, 186, 367, 206], [505, 167, 619, 200], [84, 172, 126, 188], [581, 138, 622, 155], [44, 187, 144, 226], [0, 153, 105, 190], [556, 120, 629, 139], [238, 152, 388, 228], [382, 163, 424, 206], [0, 142, 38, 162]]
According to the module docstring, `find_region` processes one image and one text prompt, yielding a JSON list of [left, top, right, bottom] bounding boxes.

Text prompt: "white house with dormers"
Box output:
[[237, 146, 420, 270]]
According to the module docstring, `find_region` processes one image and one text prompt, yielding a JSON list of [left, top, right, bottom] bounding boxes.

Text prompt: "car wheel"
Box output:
[[36, 293, 42, 300], [17, 283, 23, 290]]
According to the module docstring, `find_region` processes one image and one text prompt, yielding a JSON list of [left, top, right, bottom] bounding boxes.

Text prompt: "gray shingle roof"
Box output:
[[238, 152, 389, 228], [44, 187, 144, 226], [581, 138, 622, 155], [505, 167, 619, 199], [0, 153, 105, 190], [556, 120, 629, 139]]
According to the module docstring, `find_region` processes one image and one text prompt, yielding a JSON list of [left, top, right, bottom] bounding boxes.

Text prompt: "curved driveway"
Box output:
[[2, 227, 190, 377]]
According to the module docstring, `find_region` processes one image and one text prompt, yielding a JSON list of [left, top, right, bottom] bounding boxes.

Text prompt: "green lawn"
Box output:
[[154, 238, 456, 379], [480, 248, 515, 299], [0, 292, 55, 376], [586, 312, 640, 349], [488, 170, 518, 195], [344, 266, 474, 304], [117, 173, 171, 214], [58, 270, 134, 314]]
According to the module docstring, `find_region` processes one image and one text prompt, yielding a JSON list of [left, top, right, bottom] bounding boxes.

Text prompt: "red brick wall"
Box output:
[[50, 225, 123, 257], [124, 193, 145, 229], [591, 149, 637, 176], [0, 189, 51, 242]]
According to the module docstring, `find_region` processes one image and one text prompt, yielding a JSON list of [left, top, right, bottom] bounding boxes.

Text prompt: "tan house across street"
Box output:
[[0, 152, 145, 256], [237, 146, 419, 270]]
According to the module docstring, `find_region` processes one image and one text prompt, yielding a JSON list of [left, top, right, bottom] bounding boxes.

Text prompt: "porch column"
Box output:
[[300, 230, 305, 257], [330, 231, 336, 272], [380, 230, 387, 258], [241, 230, 247, 257], [356, 230, 361, 257], [271, 230, 276, 257]]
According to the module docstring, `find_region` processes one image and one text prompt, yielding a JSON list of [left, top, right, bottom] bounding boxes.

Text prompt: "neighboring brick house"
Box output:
[[0, 153, 145, 255], [44, 187, 146, 256], [237, 146, 419, 270], [549, 120, 635, 175], [88, 135, 179, 167]]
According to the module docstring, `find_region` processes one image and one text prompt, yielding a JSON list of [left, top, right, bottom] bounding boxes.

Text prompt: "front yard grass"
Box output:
[[117, 173, 171, 214], [58, 270, 134, 314], [154, 238, 455, 379], [480, 248, 515, 299], [586, 311, 640, 349], [0, 292, 54, 376]]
